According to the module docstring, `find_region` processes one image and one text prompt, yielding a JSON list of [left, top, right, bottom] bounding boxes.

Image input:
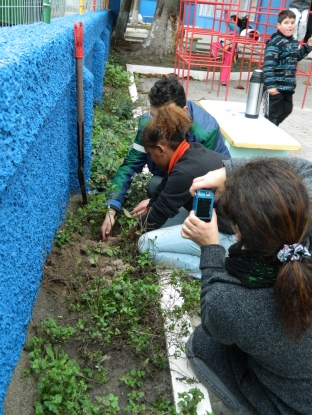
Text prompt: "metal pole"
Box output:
[[74, 21, 88, 205], [43, 0, 51, 23], [79, 0, 84, 15]]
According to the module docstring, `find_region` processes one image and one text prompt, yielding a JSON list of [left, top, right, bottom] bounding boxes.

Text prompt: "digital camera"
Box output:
[[192, 189, 214, 222]]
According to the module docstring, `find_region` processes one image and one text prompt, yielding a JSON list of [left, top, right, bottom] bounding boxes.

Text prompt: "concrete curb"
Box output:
[[127, 63, 251, 81]]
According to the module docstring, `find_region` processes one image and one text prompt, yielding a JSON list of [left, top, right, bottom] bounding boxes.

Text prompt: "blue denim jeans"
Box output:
[[138, 224, 236, 279]]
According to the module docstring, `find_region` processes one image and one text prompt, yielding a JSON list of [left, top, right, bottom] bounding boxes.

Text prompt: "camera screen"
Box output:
[[197, 198, 212, 217]]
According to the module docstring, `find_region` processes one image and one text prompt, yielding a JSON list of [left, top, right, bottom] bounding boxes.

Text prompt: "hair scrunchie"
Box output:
[[277, 243, 311, 264]]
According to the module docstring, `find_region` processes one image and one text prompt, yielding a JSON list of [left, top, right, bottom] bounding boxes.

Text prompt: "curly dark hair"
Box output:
[[148, 77, 186, 108], [142, 104, 192, 150]]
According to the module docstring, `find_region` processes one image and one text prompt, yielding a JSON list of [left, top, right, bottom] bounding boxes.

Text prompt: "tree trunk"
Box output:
[[140, 0, 180, 57], [114, 0, 133, 40], [131, 0, 141, 25]]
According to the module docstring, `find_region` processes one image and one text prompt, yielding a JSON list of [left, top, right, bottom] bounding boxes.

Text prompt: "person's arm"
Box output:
[[263, 38, 280, 94], [101, 116, 152, 240], [181, 211, 238, 343], [199, 244, 246, 344], [140, 169, 195, 231], [106, 115, 152, 212], [190, 157, 312, 197], [297, 37, 312, 61]]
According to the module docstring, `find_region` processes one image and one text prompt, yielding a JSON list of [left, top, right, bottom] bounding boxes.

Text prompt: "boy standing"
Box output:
[[263, 9, 312, 126]]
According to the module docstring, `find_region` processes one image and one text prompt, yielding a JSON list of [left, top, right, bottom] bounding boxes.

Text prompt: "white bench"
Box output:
[[199, 100, 301, 158]]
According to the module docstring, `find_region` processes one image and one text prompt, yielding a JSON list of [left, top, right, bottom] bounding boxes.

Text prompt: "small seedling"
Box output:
[[177, 387, 206, 415], [120, 369, 146, 388]]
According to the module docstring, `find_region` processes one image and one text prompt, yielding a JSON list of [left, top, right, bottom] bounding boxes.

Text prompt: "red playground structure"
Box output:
[[174, 0, 311, 108]]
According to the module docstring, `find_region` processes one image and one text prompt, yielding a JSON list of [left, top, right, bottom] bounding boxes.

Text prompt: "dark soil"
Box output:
[[4, 193, 172, 415], [110, 38, 176, 69]]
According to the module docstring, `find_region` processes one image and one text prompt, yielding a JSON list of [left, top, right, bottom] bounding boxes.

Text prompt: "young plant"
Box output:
[[120, 369, 146, 388], [124, 390, 146, 414], [177, 387, 208, 415]]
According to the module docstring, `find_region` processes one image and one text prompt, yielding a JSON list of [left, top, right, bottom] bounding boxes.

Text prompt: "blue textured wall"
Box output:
[[0, 10, 114, 411]]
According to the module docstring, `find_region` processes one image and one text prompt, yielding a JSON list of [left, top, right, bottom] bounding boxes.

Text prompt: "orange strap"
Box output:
[[168, 140, 190, 175]]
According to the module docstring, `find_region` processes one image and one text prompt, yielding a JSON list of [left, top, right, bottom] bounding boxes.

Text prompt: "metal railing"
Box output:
[[0, 0, 110, 26]]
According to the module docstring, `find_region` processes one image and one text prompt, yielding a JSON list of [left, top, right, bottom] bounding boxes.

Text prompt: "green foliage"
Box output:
[[124, 172, 152, 210], [168, 270, 201, 318], [177, 388, 208, 415], [124, 390, 146, 414], [90, 108, 136, 193], [152, 396, 177, 414], [94, 393, 120, 414], [24, 336, 109, 415], [55, 229, 73, 247], [55, 211, 84, 246], [70, 271, 163, 361], [38, 318, 76, 343], [120, 369, 146, 388], [105, 62, 131, 88], [136, 250, 154, 268]]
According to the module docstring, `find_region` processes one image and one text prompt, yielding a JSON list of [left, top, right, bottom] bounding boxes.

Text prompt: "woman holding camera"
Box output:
[[132, 104, 235, 278], [182, 157, 312, 415]]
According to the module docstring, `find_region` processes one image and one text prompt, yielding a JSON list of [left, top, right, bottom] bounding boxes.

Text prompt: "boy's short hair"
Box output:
[[148, 77, 187, 108], [278, 9, 296, 24]]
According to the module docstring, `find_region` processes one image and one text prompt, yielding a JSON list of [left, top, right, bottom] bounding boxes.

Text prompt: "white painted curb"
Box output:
[[127, 63, 250, 81], [127, 72, 213, 414]]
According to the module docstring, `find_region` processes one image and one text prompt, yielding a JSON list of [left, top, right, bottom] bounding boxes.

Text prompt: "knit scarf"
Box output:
[[168, 139, 190, 175], [225, 243, 279, 288]]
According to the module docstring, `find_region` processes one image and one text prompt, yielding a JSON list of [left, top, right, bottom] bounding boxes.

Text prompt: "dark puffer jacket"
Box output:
[[263, 31, 312, 92]]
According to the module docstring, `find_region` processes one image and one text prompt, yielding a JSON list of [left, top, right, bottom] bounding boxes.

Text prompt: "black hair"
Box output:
[[148, 77, 187, 108], [278, 9, 296, 24], [230, 14, 243, 29]]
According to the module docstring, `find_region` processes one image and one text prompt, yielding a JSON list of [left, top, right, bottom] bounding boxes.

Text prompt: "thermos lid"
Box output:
[[250, 69, 264, 82]]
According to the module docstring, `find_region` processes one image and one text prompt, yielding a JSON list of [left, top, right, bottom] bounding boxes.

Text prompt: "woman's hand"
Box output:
[[181, 210, 219, 246], [101, 212, 116, 241], [190, 167, 226, 202], [131, 199, 150, 217]]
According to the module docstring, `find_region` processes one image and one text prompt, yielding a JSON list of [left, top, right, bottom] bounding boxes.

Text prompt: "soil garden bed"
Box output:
[[4, 39, 208, 415]]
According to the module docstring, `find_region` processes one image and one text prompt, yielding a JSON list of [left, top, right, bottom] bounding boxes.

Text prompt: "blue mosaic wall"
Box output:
[[0, 9, 115, 411]]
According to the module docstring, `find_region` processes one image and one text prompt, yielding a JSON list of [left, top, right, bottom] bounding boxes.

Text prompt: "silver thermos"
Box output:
[[245, 69, 264, 119]]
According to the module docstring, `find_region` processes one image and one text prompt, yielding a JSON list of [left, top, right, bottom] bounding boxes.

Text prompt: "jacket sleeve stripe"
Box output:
[[133, 142, 146, 153]]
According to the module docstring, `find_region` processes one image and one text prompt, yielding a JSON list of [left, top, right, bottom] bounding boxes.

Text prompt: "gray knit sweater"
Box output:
[[198, 157, 312, 415]]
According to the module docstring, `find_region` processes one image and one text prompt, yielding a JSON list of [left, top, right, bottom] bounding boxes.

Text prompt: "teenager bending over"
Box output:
[[101, 77, 230, 241], [182, 157, 312, 415], [131, 104, 235, 278]]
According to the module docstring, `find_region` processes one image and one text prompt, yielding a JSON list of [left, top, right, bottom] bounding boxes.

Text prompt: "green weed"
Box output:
[[104, 62, 131, 88], [24, 336, 109, 415], [120, 369, 146, 388], [177, 387, 208, 415]]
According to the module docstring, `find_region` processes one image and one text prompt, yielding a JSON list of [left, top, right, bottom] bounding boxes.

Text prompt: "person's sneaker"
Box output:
[[221, 83, 226, 86]]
